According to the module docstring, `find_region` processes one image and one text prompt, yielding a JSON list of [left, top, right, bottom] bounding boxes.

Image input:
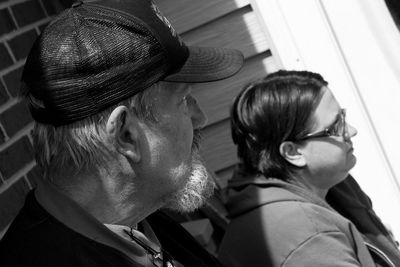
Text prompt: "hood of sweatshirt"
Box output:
[[225, 168, 400, 266], [225, 170, 333, 218]]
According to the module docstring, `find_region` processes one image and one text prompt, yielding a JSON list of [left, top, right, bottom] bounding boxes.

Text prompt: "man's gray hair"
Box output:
[[31, 86, 157, 180]]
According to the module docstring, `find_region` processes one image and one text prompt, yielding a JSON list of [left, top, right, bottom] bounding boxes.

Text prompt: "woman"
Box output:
[[218, 70, 400, 266]]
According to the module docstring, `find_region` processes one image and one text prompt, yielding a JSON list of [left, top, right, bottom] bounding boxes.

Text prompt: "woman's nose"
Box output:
[[345, 123, 358, 140]]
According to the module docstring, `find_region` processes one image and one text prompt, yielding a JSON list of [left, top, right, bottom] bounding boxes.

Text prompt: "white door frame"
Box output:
[[250, 0, 400, 239]]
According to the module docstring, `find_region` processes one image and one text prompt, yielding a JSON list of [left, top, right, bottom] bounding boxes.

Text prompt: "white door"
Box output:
[[250, 0, 400, 239]]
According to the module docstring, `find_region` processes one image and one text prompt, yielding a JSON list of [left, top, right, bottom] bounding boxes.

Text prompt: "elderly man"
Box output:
[[0, 0, 243, 266]]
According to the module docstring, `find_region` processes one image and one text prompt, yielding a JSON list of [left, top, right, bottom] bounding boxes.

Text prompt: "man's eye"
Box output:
[[181, 96, 188, 106]]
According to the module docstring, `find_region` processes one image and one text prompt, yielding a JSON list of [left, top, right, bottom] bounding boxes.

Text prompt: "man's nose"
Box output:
[[187, 95, 208, 129]]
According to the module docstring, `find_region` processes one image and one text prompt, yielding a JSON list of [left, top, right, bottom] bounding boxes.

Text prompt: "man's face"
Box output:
[[138, 81, 215, 212]]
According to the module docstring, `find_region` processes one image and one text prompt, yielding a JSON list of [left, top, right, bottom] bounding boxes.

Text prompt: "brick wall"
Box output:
[[0, 0, 70, 238]]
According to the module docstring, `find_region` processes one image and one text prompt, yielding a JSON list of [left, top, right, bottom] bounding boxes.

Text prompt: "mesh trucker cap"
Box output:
[[22, 0, 244, 126]]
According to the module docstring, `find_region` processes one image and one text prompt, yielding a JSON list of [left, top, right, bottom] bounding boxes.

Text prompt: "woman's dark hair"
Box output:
[[230, 70, 328, 180]]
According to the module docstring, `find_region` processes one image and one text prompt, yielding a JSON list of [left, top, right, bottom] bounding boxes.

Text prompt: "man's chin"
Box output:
[[163, 155, 216, 213]]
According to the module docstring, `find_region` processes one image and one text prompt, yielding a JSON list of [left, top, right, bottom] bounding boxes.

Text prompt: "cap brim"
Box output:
[[163, 46, 244, 83]]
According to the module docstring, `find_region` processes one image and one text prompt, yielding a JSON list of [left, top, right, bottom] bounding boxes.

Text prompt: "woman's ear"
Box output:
[[106, 106, 141, 163], [279, 141, 306, 167]]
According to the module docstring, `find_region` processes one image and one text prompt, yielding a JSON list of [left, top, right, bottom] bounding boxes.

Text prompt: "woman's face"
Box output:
[[299, 87, 357, 191]]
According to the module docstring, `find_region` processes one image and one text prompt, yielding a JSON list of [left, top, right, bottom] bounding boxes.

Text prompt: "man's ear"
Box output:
[[106, 106, 141, 163], [279, 141, 306, 167]]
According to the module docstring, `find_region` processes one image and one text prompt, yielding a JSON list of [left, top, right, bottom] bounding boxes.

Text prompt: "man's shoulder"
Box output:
[[0, 192, 74, 265], [0, 191, 140, 267], [0, 190, 59, 244], [0, 217, 141, 267]]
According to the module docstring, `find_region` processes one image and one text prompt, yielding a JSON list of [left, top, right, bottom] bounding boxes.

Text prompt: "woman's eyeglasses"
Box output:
[[296, 108, 347, 141]]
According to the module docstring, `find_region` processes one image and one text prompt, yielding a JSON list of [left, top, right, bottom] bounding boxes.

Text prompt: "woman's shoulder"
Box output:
[[228, 179, 352, 232], [259, 199, 347, 233], [228, 185, 356, 247], [220, 198, 359, 267]]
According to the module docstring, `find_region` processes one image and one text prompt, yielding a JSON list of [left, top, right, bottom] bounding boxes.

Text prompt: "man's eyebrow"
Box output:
[[177, 84, 191, 96]]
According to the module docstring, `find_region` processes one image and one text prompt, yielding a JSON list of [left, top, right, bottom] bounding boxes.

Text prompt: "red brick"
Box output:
[[8, 30, 38, 61], [0, 100, 33, 137], [3, 66, 23, 97], [0, 43, 13, 71], [0, 127, 5, 145], [0, 81, 10, 106], [38, 22, 49, 33], [41, 0, 66, 16], [26, 165, 42, 188], [0, 178, 30, 229], [0, 136, 34, 180], [0, 8, 17, 36], [12, 0, 46, 28]]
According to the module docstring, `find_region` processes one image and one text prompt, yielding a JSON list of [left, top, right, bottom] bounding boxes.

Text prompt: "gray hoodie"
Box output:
[[218, 172, 399, 267]]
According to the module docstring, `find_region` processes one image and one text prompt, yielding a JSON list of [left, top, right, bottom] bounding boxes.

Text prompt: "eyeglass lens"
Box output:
[[331, 109, 346, 137]]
